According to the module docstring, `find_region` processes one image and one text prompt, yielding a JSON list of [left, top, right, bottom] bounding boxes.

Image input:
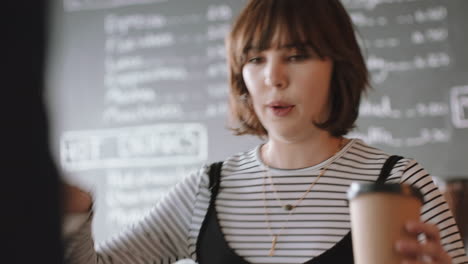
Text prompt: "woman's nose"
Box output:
[[264, 61, 288, 89]]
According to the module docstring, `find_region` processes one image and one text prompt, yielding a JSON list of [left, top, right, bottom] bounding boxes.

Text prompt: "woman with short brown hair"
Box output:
[[227, 0, 368, 138]]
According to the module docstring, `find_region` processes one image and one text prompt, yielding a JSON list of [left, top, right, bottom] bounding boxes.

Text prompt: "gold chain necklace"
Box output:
[[262, 138, 345, 257]]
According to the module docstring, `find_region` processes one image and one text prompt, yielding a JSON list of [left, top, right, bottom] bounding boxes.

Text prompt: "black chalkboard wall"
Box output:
[[46, 0, 468, 242]]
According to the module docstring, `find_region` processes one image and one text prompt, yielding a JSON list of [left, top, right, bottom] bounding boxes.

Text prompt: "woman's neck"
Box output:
[[261, 133, 346, 170]]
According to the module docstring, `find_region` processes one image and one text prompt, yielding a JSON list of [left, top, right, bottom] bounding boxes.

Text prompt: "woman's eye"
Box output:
[[288, 54, 309, 62], [247, 57, 264, 64]]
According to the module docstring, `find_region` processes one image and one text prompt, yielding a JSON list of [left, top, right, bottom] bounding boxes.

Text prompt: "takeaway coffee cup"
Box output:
[[347, 183, 424, 264]]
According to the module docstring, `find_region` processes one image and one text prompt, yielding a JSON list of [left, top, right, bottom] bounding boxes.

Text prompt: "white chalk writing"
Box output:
[[105, 14, 167, 35], [60, 124, 208, 171], [368, 52, 451, 83], [342, 0, 421, 11], [64, 0, 168, 12], [360, 96, 402, 118], [206, 4, 233, 21], [350, 126, 452, 147], [102, 105, 184, 123]]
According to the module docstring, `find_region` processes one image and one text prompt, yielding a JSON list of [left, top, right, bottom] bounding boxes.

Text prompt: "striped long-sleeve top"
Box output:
[[65, 139, 468, 264]]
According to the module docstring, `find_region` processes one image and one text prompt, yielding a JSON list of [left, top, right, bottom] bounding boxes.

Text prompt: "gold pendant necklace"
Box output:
[[263, 164, 326, 256], [269, 235, 278, 257], [262, 137, 346, 256]]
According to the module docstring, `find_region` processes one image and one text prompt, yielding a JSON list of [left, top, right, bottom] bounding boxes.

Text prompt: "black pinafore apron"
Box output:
[[196, 156, 403, 264]]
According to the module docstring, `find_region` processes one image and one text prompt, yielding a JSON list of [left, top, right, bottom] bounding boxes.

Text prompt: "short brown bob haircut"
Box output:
[[226, 0, 369, 138]]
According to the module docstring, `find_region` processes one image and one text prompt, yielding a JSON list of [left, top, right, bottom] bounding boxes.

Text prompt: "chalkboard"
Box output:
[[46, 0, 468, 243]]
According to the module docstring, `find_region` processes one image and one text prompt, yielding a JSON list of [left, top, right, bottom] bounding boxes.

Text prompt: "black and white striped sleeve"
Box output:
[[400, 159, 468, 264], [64, 166, 207, 264]]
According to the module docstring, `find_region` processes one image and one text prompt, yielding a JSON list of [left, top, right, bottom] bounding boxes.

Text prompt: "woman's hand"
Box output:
[[62, 183, 93, 214], [395, 220, 452, 264]]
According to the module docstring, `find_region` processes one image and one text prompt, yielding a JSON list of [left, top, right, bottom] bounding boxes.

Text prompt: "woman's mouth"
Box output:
[[268, 103, 295, 117]]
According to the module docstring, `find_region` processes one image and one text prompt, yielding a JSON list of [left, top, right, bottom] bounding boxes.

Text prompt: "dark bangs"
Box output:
[[229, 0, 347, 68]]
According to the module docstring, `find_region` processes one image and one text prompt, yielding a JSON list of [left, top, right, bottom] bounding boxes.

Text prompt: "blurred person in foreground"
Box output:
[[2, 1, 64, 263]]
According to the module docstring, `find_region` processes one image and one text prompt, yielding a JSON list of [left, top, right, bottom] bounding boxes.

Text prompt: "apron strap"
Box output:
[[208, 161, 223, 196], [376, 155, 404, 184]]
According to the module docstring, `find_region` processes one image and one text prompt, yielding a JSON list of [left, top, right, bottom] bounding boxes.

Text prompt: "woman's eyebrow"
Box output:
[[279, 43, 311, 50], [243, 43, 312, 54], [244, 46, 262, 53]]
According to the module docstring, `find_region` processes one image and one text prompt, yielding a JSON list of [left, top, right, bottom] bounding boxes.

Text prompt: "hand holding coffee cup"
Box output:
[[394, 220, 452, 264], [348, 183, 451, 264]]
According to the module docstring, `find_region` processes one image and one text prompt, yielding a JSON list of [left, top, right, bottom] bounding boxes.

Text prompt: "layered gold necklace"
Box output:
[[262, 138, 345, 256]]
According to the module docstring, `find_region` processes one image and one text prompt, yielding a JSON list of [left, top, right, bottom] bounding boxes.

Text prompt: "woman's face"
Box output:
[[242, 44, 333, 142]]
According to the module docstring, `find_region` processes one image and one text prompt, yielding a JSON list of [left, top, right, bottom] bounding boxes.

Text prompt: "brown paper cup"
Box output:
[[347, 183, 424, 264]]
